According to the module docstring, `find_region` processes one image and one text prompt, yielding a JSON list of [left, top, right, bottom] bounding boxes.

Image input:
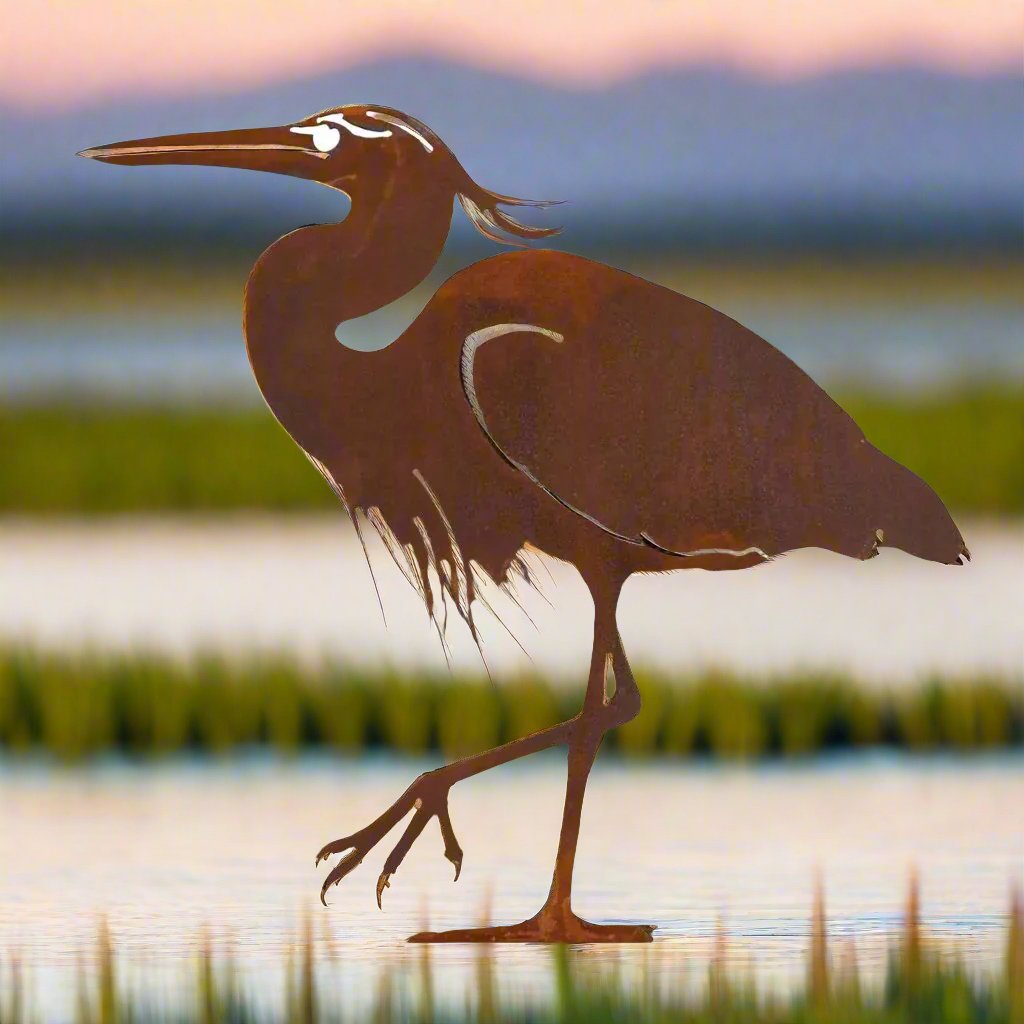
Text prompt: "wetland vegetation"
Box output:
[[1, 386, 1021, 515], [1, 645, 1019, 762], [3, 882, 1021, 1024]]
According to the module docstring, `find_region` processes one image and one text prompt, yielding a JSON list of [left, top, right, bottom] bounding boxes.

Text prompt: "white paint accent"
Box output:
[[289, 124, 341, 153], [460, 323, 639, 544], [366, 111, 434, 152], [461, 324, 563, 435], [80, 143, 328, 160], [460, 323, 770, 562], [317, 113, 392, 140], [640, 532, 770, 561]]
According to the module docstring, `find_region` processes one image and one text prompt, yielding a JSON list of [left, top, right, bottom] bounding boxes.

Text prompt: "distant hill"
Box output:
[[2, 56, 1021, 254]]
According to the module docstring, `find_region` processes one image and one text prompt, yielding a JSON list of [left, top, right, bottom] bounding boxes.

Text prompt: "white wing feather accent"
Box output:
[[460, 323, 769, 561]]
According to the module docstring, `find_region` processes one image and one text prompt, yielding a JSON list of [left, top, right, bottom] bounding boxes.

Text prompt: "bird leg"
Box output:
[[408, 603, 654, 943], [316, 716, 577, 906], [318, 583, 654, 941]]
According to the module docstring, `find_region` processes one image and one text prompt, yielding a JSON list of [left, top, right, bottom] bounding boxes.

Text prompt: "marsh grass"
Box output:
[[2, 385, 1021, 515], [0, 645, 1020, 762], [4, 882, 1021, 1023]]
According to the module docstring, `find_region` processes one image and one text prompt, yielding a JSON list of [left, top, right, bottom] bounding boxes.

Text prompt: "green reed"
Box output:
[[4, 881, 1021, 1023], [2, 384, 1021, 514], [0, 644, 1020, 762]]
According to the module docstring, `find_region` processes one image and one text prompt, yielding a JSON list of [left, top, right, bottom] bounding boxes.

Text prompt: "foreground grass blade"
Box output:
[[5, 880, 1021, 1023]]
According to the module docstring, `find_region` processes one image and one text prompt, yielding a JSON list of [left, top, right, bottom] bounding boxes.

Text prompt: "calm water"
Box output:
[[2, 754, 1022, 1016], [2, 518, 1020, 680], [3, 260, 1023, 400]]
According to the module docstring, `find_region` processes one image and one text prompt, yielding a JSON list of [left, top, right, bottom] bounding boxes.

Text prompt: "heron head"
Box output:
[[79, 105, 429, 190], [79, 104, 561, 245]]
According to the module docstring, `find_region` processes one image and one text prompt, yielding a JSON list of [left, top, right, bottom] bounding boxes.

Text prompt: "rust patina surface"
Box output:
[[81, 105, 967, 943]]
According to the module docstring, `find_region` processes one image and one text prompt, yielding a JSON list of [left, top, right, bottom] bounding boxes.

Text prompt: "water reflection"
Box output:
[[2, 753, 1021, 1016]]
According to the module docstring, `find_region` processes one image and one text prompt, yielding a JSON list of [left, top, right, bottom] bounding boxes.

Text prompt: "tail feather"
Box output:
[[864, 448, 967, 566]]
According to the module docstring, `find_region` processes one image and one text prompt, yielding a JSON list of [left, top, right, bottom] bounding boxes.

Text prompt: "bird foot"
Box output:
[[409, 905, 655, 944], [316, 769, 463, 907]]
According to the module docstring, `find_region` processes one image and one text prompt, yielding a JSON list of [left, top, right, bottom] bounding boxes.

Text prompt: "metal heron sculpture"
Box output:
[[81, 105, 968, 944]]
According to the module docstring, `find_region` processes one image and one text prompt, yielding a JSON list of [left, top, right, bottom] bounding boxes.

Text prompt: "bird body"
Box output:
[[247, 239, 965, 630], [82, 103, 966, 943]]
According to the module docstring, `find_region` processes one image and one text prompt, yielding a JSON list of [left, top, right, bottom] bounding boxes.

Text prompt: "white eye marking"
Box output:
[[366, 111, 433, 153], [290, 123, 341, 153], [317, 113, 392, 140]]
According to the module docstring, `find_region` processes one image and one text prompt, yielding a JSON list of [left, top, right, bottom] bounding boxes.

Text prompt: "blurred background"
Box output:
[[1, 2, 1022, 1020]]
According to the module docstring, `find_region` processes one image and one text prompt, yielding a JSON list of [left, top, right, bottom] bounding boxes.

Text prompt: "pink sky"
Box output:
[[4, 0, 1021, 111]]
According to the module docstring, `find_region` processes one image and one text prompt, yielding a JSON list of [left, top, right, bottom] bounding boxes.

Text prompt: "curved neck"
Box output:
[[243, 174, 454, 453]]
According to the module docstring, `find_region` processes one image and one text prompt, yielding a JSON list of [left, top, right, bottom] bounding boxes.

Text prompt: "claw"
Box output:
[[437, 805, 464, 882], [376, 872, 392, 910], [378, 805, 431, 895], [315, 836, 356, 867], [319, 848, 363, 906], [448, 851, 463, 882], [316, 777, 467, 909]]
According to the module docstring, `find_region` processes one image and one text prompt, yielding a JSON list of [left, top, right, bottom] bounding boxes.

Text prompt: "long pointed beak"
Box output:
[[78, 126, 327, 171]]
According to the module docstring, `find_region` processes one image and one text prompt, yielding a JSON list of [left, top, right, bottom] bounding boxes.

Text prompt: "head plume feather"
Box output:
[[358, 105, 563, 247], [456, 188, 563, 247]]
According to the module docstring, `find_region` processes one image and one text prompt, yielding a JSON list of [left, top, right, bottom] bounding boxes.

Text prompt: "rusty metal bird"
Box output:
[[80, 104, 968, 943]]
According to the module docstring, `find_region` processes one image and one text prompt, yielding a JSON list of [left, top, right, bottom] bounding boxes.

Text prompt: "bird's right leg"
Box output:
[[316, 715, 578, 906], [408, 586, 653, 942]]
